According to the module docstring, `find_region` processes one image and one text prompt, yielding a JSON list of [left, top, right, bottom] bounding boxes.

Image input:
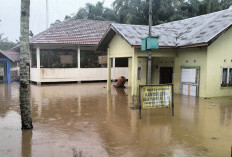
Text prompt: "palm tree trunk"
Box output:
[[20, 0, 33, 129]]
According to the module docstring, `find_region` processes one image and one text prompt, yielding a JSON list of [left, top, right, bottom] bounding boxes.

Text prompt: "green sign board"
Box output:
[[147, 37, 159, 49], [141, 36, 159, 51], [141, 38, 147, 51], [139, 84, 173, 109]]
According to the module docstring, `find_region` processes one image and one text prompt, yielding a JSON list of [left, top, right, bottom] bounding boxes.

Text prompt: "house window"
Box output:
[[111, 58, 113, 67], [31, 49, 37, 68], [80, 50, 103, 68], [221, 67, 232, 87], [60, 55, 73, 64], [40, 49, 77, 68], [138, 67, 142, 81], [115, 58, 128, 67]]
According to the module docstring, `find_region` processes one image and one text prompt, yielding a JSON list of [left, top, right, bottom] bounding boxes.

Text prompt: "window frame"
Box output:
[[115, 58, 128, 67], [221, 67, 232, 87], [137, 67, 142, 81]]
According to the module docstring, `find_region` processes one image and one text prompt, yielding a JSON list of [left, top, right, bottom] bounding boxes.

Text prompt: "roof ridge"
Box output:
[[112, 23, 148, 27], [112, 23, 178, 32], [157, 9, 226, 28], [67, 18, 114, 23]]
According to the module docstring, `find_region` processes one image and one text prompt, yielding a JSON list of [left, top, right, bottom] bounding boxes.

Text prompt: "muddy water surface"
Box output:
[[0, 82, 232, 157]]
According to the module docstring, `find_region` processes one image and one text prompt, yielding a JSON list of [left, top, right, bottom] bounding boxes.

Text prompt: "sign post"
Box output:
[[147, 0, 152, 85], [141, 0, 159, 85], [139, 84, 174, 119]]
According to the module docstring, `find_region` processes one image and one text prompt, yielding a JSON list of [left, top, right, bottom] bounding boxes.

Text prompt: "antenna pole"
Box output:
[[46, 0, 49, 28], [149, 0, 152, 37]]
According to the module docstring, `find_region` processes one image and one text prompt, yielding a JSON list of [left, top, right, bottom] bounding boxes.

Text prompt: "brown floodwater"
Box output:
[[0, 82, 232, 157]]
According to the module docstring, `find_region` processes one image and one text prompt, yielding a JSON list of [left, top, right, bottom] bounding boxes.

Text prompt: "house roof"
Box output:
[[30, 19, 113, 45], [0, 49, 20, 62], [97, 7, 232, 50]]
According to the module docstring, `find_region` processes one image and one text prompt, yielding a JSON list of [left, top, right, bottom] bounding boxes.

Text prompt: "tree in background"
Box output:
[[50, 19, 61, 27], [74, 2, 118, 22], [0, 36, 17, 50], [113, 0, 232, 24], [52, 0, 232, 26], [19, 0, 33, 130], [0, 20, 18, 50], [173, 0, 232, 20], [29, 30, 34, 37]]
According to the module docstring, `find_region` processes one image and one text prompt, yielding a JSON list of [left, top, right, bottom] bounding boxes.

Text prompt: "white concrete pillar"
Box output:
[[107, 48, 111, 91], [36, 47, 40, 69], [131, 54, 138, 96], [112, 58, 116, 81], [131, 56, 135, 96], [77, 47, 80, 68], [16, 62, 19, 77], [128, 58, 132, 87], [36, 47, 41, 85]]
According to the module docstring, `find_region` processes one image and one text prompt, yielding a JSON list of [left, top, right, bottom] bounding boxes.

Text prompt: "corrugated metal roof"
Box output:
[[111, 7, 232, 47], [0, 49, 20, 62], [30, 19, 113, 45]]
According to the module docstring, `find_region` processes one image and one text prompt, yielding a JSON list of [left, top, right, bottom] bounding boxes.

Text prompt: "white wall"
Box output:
[[30, 67, 128, 83]]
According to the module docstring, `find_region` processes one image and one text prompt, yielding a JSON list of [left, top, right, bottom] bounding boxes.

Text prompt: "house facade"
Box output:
[[29, 19, 128, 84], [97, 7, 232, 97]]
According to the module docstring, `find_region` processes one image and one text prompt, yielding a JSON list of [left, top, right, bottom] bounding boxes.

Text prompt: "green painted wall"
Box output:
[[174, 47, 207, 97], [108, 30, 232, 97], [206, 27, 232, 97], [133, 48, 177, 96], [136, 48, 177, 58]]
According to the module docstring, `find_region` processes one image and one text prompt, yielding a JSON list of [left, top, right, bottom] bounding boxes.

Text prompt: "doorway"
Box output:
[[180, 67, 200, 97], [159, 67, 173, 84]]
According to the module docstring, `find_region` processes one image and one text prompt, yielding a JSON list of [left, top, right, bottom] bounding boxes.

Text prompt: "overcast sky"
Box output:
[[0, 0, 114, 42]]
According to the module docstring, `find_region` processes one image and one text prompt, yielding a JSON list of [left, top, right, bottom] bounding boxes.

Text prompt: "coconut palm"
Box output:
[[74, 2, 118, 22], [20, 0, 33, 129]]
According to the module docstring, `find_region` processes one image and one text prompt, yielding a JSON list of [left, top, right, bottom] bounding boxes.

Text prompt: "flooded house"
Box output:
[[29, 19, 128, 84], [97, 7, 232, 97]]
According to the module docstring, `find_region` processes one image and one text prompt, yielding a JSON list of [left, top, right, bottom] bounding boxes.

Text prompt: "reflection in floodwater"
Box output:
[[114, 87, 126, 96], [0, 83, 12, 105], [22, 130, 32, 157], [0, 83, 232, 157], [0, 111, 21, 157]]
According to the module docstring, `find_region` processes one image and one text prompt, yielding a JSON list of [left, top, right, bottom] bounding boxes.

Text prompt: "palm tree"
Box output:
[[20, 0, 33, 129], [74, 2, 118, 22], [113, 0, 130, 13]]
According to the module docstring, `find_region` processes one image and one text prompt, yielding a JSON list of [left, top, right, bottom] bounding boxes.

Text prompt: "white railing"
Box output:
[[30, 67, 128, 82]]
